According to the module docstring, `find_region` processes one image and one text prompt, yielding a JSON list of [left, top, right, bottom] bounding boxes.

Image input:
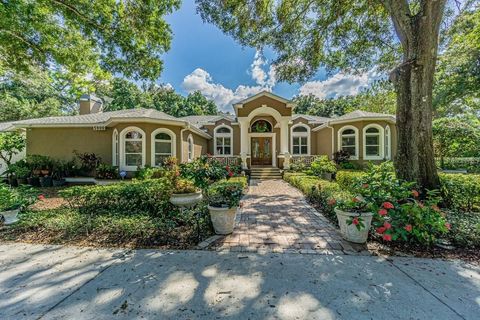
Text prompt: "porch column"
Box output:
[[238, 118, 249, 169], [279, 118, 290, 155]]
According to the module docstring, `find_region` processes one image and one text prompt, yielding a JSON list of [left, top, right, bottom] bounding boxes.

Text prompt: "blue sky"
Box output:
[[159, 2, 376, 112]]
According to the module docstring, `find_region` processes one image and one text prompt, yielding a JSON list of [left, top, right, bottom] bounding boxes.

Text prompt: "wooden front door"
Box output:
[[251, 137, 272, 166]]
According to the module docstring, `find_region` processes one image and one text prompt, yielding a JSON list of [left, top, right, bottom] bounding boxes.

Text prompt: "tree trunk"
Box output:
[[384, 0, 446, 190]]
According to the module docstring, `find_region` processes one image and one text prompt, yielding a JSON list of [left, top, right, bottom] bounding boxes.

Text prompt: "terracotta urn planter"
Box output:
[[169, 191, 203, 208], [208, 205, 237, 235], [335, 208, 373, 244], [0, 208, 21, 225]]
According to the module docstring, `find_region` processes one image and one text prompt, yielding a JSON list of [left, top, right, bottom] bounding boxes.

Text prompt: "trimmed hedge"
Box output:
[[60, 178, 173, 216], [335, 170, 367, 191], [283, 172, 353, 222], [440, 173, 480, 212], [437, 157, 480, 173]]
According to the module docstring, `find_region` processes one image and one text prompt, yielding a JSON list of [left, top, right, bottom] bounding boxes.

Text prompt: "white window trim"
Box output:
[[119, 126, 146, 171], [290, 123, 311, 156], [112, 129, 119, 166], [385, 125, 391, 160], [363, 124, 385, 160], [214, 124, 233, 156], [338, 125, 359, 160], [187, 134, 194, 162], [151, 128, 176, 167]]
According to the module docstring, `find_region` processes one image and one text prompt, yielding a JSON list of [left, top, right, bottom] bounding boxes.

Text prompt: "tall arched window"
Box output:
[[291, 124, 310, 155], [214, 125, 233, 156], [112, 129, 119, 166], [338, 126, 358, 159], [385, 125, 391, 160], [151, 128, 176, 166], [363, 124, 384, 160], [187, 134, 194, 162], [120, 127, 145, 171]]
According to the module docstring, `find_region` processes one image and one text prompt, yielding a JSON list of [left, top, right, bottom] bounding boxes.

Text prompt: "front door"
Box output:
[[251, 137, 272, 166]]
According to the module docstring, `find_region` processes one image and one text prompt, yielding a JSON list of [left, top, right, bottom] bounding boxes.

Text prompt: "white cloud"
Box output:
[[299, 69, 380, 99], [250, 51, 276, 88], [182, 68, 265, 112], [182, 51, 279, 112]]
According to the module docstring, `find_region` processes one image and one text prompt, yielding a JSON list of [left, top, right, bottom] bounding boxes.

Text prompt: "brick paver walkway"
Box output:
[[208, 179, 366, 255]]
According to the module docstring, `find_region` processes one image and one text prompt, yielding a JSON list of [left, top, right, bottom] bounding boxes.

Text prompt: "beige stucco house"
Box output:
[[1, 91, 396, 172]]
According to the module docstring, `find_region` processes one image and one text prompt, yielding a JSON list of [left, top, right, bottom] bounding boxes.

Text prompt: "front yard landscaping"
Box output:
[[0, 156, 247, 249], [284, 161, 480, 262]]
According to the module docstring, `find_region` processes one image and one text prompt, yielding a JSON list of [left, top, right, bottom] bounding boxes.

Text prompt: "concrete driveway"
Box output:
[[0, 243, 478, 320]]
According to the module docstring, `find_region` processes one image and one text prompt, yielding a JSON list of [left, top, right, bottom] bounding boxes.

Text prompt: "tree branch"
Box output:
[[381, 0, 413, 54]]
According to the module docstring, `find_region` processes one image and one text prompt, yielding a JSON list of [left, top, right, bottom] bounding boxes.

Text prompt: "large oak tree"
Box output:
[[196, 0, 462, 189]]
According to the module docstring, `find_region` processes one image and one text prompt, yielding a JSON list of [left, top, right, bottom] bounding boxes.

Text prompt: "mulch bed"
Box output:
[[30, 187, 68, 211]]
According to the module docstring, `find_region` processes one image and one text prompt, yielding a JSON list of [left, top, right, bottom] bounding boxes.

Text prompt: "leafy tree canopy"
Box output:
[[96, 78, 218, 117], [0, 132, 25, 167], [434, 7, 480, 117], [432, 116, 480, 164], [0, 0, 180, 80], [294, 80, 396, 117]]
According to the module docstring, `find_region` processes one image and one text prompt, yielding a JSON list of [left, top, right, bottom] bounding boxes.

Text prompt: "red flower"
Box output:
[[38, 194, 46, 201], [384, 222, 392, 230], [362, 184, 369, 189], [383, 234, 392, 241], [445, 222, 451, 230], [417, 201, 425, 208], [411, 190, 419, 198], [226, 165, 230, 171], [228, 171, 234, 177], [382, 202, 394, 209], [378, 209, 388, 216], [327, 198, 336, 206], [404, 224, 412, 232], [352, 217, 359, 225], [352, 197, 360, 203], [376, 226, 386, 234]]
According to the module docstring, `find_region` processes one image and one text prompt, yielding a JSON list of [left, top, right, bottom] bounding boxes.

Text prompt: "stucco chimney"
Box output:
[[79, 94, 103, 115]]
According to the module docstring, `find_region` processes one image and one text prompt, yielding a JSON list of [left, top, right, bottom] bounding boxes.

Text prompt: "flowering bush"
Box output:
[[206, 180, 244, 208], [350, 163, 449, 245]]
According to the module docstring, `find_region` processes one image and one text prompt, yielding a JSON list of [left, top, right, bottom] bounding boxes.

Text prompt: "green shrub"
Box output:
[[335, 170, 367, 191], [206, 180, 245, 208], [173, 178, 198, 194], [284, 172, 353, 222], [180, 155, 230, 189], [311, 155, 337, 175], [0, 184, 37, 212], [440, 173, 480, 212], [446, 211, 480, 248], [60, 178, 174, 216], [95, 164, 119, 179], [226, 176, 248, 189], [436, 158, 480, 173]]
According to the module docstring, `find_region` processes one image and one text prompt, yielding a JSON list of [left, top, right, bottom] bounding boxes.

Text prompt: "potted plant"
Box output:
[[311, 155, 337, 181], [0, 184, 37, 225], [52, 160, 66, 187], [14, 165, 31, 186], [169, 178, 202, 208], [334, 196, 374, 243], [206, 180, 244, 235], [95, 163, 119, 180]]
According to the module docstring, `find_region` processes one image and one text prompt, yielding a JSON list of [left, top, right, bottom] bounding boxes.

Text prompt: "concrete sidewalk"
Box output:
[[0, 243, 478, 320]]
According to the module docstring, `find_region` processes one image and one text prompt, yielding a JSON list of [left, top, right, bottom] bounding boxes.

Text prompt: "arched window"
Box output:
[[151, 128, 176, 166], [251, 119, 272, 133], [214, 125, 233, 156], [363, 124, 384, 160], [385, 125, 391, 160], [187, 134, 194, 162], [338, 126, 358, 159], [291, 124, 310, 155], [120, 127, 145, 171], [112, 129, 119, 166]]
